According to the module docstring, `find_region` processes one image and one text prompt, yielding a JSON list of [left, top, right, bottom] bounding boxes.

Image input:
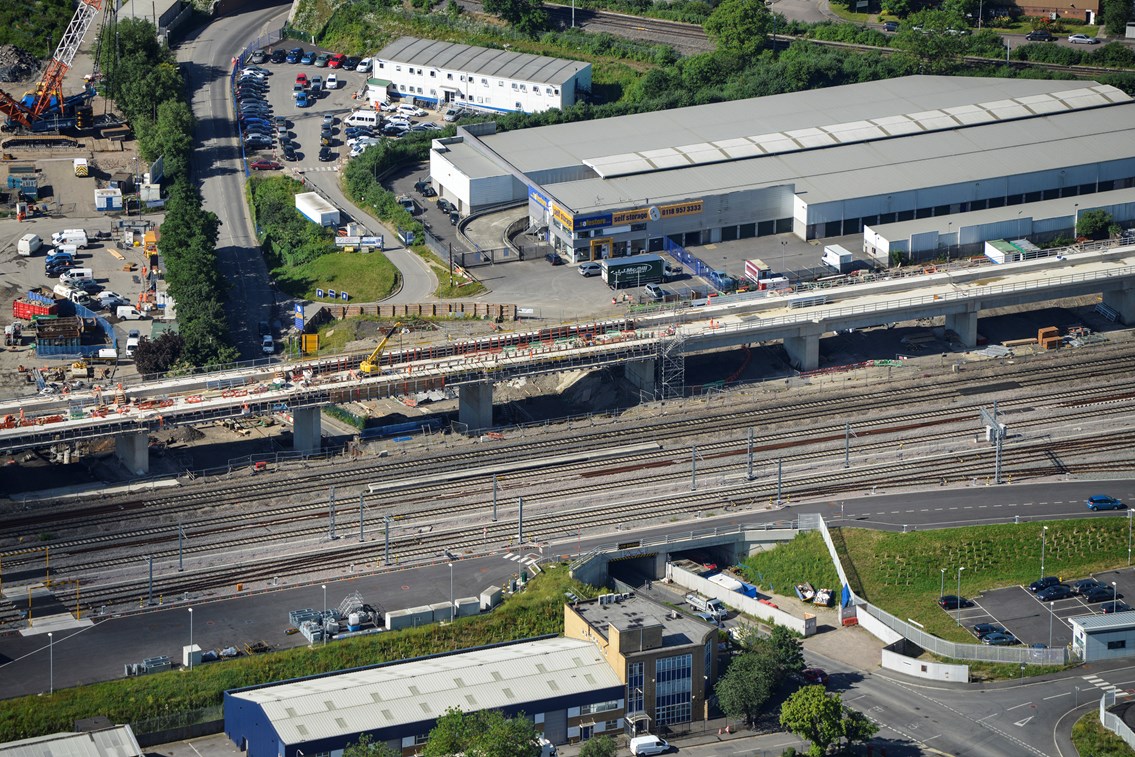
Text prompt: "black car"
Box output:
[[1025, 29, 1054, 41], [449, 210, 460, 226], [344, 56, 361, 70], [437, 197, 455, 214], [45, 263, 76, 277], [344, 126, 373, 138], [74, 279, 103, 294], [1071, 578, 1102, 595], [883, 20, 898, 32], [1103, 602, 1133, 614], [544, 252, 564, 266], [271, 49, 287, 64], [1028, 576, 1060, 592], [1084, 586, 1120, 603], [318, 146, 334, 161], [973, 623, 1006, 638], [981, 632, 1018, 646], [282, 147, 298, 161], [1037, 584, 1073, 602], [937, 595, 974, 609]]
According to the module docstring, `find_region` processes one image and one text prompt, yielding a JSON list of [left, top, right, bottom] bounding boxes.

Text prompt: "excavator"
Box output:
[[359, 321, 403, 374], [0, 0, 104, 131]]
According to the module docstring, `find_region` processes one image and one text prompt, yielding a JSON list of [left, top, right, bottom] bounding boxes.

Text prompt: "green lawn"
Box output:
[[272, 251, 399, 302], [839, 519, 1133, 642], [1071, 711, 1134, 756], [741, 532, 841, 596]]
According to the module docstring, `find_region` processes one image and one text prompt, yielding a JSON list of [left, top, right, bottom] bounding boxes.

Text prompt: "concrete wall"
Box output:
[[666, 564, 815, 636], [881, 640, 968, 682], [853, 606, 903, 645]]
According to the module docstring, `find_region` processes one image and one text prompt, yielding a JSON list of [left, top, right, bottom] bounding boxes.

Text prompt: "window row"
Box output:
[[378, 62, 560, 96]]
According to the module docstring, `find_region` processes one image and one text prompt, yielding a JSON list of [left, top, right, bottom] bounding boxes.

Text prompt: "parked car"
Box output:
[[938, 595, 974, 609], [1025, 29, 1054, 41], [271, 49, 287, 63], [326, 73, 339, 89], [882, 20, 898, 32], [1028, 576, 1060, 592], [628, 736, 670, 756], [973, 623, 1006, 638], [344, 56, 361, 70], [318, 146, 334, 161], [295, 72, 308, 87], [1071, 578, 1102, 595], [314, 53, 330, 67], [296, 91, 311, 108], [382, 123, 408, 137], [437, 198, 455, 214], [1067, 33, 1099, 44], [545, 252, 564, 266], [579, 261, 602, 277], [283, 146, 299, 162], [328, 53, 345, 68], [1083, 586, 1120, 603], [411, 122, 442, 132], [1103, 602, 1133, 614], [801, 668, 829, 685], [249, 50, 268, 64], [302, 50, 317, 64], [250, 160, 283, 171], [242, 66, 270, 75], [1037, 584, 1074, 602], [356, 57, 372, 72], [644, 283, 668, 301], [1087, 495, 1124, 510], [286, 47, 304, 63], [981, 632, 1019, 646]]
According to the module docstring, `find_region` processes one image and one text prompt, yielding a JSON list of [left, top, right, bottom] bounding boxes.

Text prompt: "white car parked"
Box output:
[[325, 73, 338, 89], [355, 57, 372, 72]]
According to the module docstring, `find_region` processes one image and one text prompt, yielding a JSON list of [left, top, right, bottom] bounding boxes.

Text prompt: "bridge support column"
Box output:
[[624, 358, 657, 394], [459, 381, 494, 432], [944, 304, 979, 348], [783, 334, 819, 372], [1103, 285, 1135, 325], [115, 431, 150, 476], [292, 406, 322, 454]]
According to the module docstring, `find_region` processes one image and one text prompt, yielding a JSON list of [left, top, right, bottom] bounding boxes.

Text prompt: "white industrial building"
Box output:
[[0, 726, 144, 757], [429, 76, 1135, 263], [372, 36, 591, 114], [1071, 613, 1135, 662]]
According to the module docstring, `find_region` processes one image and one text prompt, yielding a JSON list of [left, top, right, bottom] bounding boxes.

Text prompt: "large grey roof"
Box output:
[[229, 637, 621, 746], [463, 76, 1133, 214], [571, 593, 714, 647], [0, 727, 143, 757], [375, 37, 588, 87], [1071, 613, 1135, 632]]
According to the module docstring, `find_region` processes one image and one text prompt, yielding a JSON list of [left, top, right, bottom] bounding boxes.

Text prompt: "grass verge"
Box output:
[[0, 565, 593, 742], [271, 251, 399, 303], [740, 532, 841, 596], [1071, 711, 1133, 756]]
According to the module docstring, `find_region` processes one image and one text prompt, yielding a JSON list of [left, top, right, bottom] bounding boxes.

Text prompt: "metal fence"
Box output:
[[811, 514, 1067, 666], [1100, 691, 1135, 750]]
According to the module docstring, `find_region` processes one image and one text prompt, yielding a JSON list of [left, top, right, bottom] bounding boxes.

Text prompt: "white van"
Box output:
[[18, 233, 42, 256], [124, 336, 140, 358], [117, 305, 145, 320], [52, 229, 89, 248], [59, 268, 94, 285], [344, 109, 380, 128], [629, 736, 670, 756]]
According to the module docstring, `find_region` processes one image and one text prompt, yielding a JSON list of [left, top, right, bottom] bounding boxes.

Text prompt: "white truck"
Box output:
[[17, 233, 42, 256], [684, 593, 728, 620]]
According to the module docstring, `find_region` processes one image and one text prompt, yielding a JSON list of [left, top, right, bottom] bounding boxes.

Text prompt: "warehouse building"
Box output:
[[371, 36, 591, 114], [224, 636, 624, 757], [564, 593, 718, 735], [0, 725, 144, 757], [430, 76, 1135, 262], [1071, 613, 1135, 662]]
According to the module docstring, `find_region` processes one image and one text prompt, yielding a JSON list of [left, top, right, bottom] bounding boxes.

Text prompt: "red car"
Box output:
[[295, 73, 308, 87], [801, 668, 829, 686], [249, 160, 283, 171], [328, 53, 345, 68]]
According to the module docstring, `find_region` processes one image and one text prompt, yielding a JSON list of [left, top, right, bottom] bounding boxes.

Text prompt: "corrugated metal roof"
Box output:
[[1070, 613, 1135, 632], [544, 104, 1135, 212], [375, 37, 588, 87], [230, 637, 619, 746], [0, 727, 143, 757]]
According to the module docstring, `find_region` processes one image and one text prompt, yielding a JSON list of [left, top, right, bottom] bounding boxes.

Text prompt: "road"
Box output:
[[176, 0, 293, 358]]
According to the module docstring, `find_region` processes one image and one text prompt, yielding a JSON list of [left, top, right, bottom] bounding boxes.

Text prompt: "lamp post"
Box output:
[[1040, 526, 1048, 580], [188, 607, 194, 669], [321, 584, 327, 644], [48, 632, 53, 695], [1128, 510, 1132, 566], [940, 568, 945, 600], [448, 563, 454, 622], [956, 567, 966, 625], [1113, 582, 1118, 614]]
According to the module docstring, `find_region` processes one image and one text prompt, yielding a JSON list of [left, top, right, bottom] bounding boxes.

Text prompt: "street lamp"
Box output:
[[48, 632, 53, 695], [956, 567, 966, 625], [188, 608, 194, 669], [321, 584, 327, 645], [1040, 526, 1048, 580], [448, 563, 454, 622], [940, 568, 945, 600], [1127, 510, 1131, 567], [1113, 582, 1118, 614]]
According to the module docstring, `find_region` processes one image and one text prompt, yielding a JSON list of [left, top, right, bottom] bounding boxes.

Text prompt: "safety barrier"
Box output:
[[1100, 691, 1135, 750]]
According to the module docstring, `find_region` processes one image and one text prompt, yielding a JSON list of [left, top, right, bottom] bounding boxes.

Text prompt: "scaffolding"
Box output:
[[658, 324, 686, 400]]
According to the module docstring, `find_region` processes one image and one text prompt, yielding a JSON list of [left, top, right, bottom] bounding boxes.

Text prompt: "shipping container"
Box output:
[[12, 298, 57, 320], [822, 244, 853, 273], [601, 254, 664, 289], [295, 191, 340, 226]]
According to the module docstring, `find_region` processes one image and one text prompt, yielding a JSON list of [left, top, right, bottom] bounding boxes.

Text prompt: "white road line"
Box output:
[[1043, 692, 1070, 700], [1006, 702, 1032, 711]]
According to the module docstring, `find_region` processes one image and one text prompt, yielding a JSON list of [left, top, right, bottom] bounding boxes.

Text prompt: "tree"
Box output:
[[1077, 208, 1113, 239], [891, 9, 969, 73], [343, 734, 398, 757], [715, 651, 776, 724], [422, 708, 541, 757], [779, 687, 878, 756], [704, 0, 774, 58], [133, 331, 185, 376], [578, 735, 617, 757], [482, 0, 548, 36], [765, 626, 805, 677], [1102, 0, 1133, 39]]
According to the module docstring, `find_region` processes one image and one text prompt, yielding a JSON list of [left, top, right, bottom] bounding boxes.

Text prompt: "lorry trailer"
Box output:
[[601, 254, 664, 289]]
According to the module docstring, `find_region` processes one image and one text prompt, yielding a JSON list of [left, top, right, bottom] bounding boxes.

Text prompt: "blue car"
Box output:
[[301, 50, 316, 65], [285, 47, 303, 63], [296, 91, 310, 108], [1087, 495, 1125, 511]]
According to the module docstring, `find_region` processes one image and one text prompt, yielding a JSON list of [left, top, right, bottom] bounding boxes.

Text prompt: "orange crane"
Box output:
[[0, 0, 104, 129]]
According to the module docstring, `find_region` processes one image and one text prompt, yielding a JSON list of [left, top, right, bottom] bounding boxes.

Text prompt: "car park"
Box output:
[[981, 632, 1018, 646], [250, 160, 283, 171], [356, 57, 372, 72], [314, 53, 330, 67], [1036, 584, 1073, 602], [1028, 576, 1060, 592], [938, 595, 973, 609], [329, 53, 345, 68], [301, 50, 317, 64], [1068, 33, 1099, 44], [1087, 495, 1124, 510], [1025, 29, 1054, 41], [286, 47, 303, 63], [271, 49, 286, 63]]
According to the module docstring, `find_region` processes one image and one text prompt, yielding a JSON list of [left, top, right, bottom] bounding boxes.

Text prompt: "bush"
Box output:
[[250, 176, 339, 268]]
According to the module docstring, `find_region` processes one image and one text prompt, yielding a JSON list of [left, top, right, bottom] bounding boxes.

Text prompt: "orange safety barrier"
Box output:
[[185, 395, 204, 404]]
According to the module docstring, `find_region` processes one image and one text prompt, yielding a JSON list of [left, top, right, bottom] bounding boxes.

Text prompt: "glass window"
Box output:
[[581, 700, 620, 716], [654, 654, 692, 726], [447, 73, 454, 80], [430, 71, 436, 77], [512, 82, 519, 90], [482, 78, 488, 86], [627, 661, 644, 714], [1109, 640, 1126, 650], [395, 66, 401, 72], [413, 733, 429, 746]]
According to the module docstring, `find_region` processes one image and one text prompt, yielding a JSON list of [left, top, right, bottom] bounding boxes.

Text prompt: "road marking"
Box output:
[[1043, 692, 1070, 700], [1006, 702, 1032, 711], [1013, 716, 1033, 727]]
